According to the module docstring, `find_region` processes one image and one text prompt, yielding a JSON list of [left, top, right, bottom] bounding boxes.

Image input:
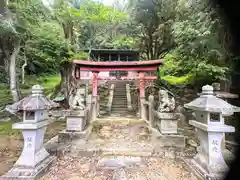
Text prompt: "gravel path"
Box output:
[[41, 156, 197, 180], [42, 119, 198, 180]]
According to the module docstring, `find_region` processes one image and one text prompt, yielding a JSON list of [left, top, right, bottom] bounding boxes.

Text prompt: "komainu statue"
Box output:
[[157, 89, 176, 112], [69, 88, 86, 110]]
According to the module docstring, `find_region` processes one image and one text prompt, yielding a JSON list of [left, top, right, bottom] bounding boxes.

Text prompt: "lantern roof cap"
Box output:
[[6, 85, 59, 112], [184, 85, 240, 115]]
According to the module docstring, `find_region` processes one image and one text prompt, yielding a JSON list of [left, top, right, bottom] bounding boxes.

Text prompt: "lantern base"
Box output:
[[1, 155, 56, 180], [184, 155, 228, 180]]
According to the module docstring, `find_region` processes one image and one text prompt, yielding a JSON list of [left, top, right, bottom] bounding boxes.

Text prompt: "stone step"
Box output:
[[111, 111, 129, 114], [111, 110, 128, 113], [113, 97, 126, 99], [113, 99, 127, 101], [112, 103, 127, 105], [112, 104, 128, 106], [112, 101, 127, 103], [111, 111, 128, 113], [112, 105, 127, 107], [112, 107, 128, 109], [112, 102, 127, 104], [111, 112, 129, 114], [112, 100, 127, 102], [111, 107, 128, 109], [113, 100, 127, 102], [114, 97, 126, 98]]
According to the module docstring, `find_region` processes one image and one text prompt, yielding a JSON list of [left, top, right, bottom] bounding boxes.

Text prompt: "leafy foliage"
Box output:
[[130, 0, 177, 59], [0, 0, 238, 103], [22, 22, 70, 74], [159, 0, 231, 86]]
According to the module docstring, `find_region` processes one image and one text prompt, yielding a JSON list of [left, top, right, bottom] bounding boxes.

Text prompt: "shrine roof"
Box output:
[[73, 59, 163, 67], [80, 49, 139, 54]]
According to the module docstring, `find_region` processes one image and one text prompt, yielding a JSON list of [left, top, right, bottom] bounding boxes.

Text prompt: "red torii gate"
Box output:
[[73, 59, 163, 101]]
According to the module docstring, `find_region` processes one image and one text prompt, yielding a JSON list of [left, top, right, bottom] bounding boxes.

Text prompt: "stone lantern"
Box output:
[[2, 85, 59, 179], [184, 85, 240, 179]]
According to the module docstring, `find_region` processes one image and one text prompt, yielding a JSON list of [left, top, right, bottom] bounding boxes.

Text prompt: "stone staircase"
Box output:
[[111, 81, 129, 115]]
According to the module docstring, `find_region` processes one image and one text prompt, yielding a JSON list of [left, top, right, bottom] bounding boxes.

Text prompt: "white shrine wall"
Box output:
[[80, 71, 110, 79]]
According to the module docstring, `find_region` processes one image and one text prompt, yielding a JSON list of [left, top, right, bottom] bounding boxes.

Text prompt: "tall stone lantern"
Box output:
[[2, 85, 59, 179], [184, 85, 240, 179]]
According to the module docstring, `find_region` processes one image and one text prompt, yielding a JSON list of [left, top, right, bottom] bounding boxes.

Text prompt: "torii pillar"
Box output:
[[92, 71, 99, 120]]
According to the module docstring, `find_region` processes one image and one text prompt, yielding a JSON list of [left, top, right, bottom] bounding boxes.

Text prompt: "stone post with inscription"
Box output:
[[184, 85, 240, 180], [2, 85, 59, 179]]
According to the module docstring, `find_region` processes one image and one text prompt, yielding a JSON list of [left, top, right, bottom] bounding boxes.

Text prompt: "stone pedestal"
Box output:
[[140, 98, 147, 120], [2, 120, 55, 179], [189, 120, 235, 179], [156, 112, 179, 134], [66, 110, 87, 132]]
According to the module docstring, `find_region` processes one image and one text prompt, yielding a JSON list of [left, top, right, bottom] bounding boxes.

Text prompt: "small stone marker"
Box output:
[[156, 112, 179, 134], [97, 156, 143, 170], [184, 85, 240, 179], [2, 85, 58, 179], [66, 110, 87, 132]]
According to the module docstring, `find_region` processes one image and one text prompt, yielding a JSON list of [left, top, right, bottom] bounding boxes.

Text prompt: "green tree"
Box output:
[[171, 0, 230, 86], [130, 0, 177, 60]]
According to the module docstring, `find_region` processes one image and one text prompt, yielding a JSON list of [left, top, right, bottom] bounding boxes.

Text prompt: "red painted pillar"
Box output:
[[92, 71, 99, 97], [92, 71, 99, 120], [139, 72, 145, 98]]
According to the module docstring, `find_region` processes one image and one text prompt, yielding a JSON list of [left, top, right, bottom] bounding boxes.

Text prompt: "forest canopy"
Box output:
[[0, 0, 236, 102]]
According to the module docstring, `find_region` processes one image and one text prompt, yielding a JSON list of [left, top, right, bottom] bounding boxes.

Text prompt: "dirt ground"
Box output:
[[0, 121, 65, 176], [41, 156, 198, 180]]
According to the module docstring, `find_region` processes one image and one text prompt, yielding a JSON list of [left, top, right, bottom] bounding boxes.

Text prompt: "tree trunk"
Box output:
[[21, 47, 27, 84], [59, 62, 77, 107], [9, 39, 21, 102]]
